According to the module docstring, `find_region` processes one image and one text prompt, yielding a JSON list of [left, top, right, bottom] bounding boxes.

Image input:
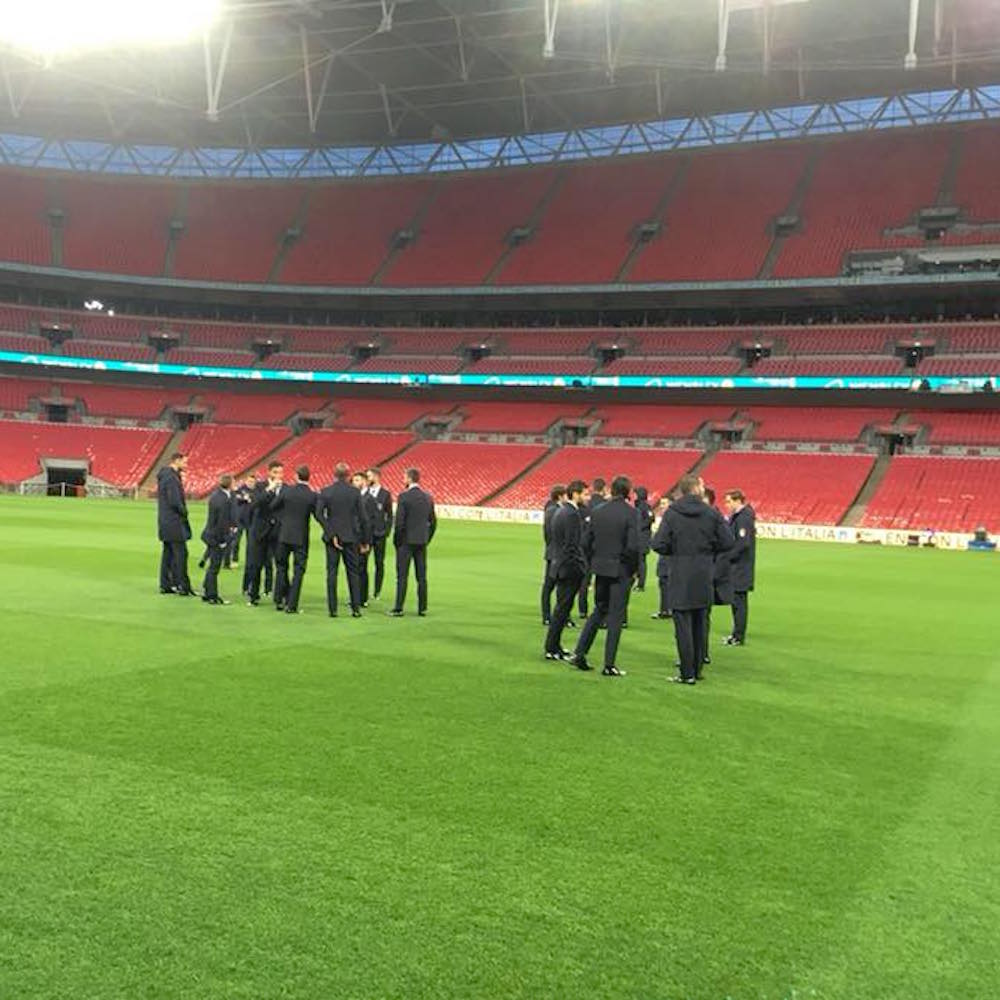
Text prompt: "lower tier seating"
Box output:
[[456, 401, 592, 434], [912, 410, 1000, 446], [177, 424, 292, 496], [490, 447, 702, 509], [272, 429, 415, 489], [62, 383, 193, 420], [198, 391, 328, 425], [0, 421, 169, 488], [698, 451, 875, 524], [749, 406, 896, 442], [861, 456, 1000, 533], [378, 441, 550, 506], [594, 404, 735, 439]]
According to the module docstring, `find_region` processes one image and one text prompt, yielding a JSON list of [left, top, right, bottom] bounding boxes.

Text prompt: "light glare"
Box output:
[[0, 0, 222, 57]]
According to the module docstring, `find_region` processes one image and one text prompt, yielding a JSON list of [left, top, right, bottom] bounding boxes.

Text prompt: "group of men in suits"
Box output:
[[541, 473, 756, 682], [157, 453, 436, 617]]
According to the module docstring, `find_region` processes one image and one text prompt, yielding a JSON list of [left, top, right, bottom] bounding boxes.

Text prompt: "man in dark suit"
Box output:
[[544, 480, 586, 661], [354, 471, 378, 607], [702, 487, 733, 669], [724, 489, 757, 646], [650, 495, 673, 620], [156, 452, 194, 596], [226, 475, 253, 568], [244, 462, 282, 605], [365, 468, 393, 601], [270, 465, 316, 615], [568, 476, 639, 678], [388, 467, 436, 617], [577, 478, 604, 617], [653, 475, 734, 685], [200, 474, 234, 605], [540, 484, 565, 626], [314, 463, 369, 618], [633, 486, 654, 592]]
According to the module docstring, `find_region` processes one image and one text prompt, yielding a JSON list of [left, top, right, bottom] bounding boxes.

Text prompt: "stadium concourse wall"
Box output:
[[434, 504, 984, 552]]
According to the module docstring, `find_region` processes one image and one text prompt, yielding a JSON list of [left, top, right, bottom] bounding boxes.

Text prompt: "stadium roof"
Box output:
[[0, 0, 999, 149]]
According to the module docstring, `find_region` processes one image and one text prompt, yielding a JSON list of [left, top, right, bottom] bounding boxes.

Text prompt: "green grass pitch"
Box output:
[[0, 494, 997, 1000]]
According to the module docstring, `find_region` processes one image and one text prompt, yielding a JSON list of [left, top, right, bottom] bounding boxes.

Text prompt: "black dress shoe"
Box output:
[[602, 665, 626, 677], [542, 619, 551, 627], [566, 619, 577, 628], [351, 610, 363, 618], [387, 609, 404, 617], [668, 675, 696, 685], [568, 653, 592, 671], [275, 603, 285, 612], [328, 611, 338, 618], [285, 608, 301, 615], [160, 588, 175, 595], [702, 655, 712, 665], [418, 610, 427, 617], [650, 612, 671, 620], [246, 598, 259, 606]]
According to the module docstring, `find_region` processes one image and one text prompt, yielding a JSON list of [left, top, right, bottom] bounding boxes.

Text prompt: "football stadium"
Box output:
[[0, 1, 998, 997]]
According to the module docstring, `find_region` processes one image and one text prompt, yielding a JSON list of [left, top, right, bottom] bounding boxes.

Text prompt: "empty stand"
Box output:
[[861, 456, 1000, 532], [491, 446, 701, 509], [0, 376, 53, 412], [60, 176, 173, 276], [751, 356, 902, 376], [60, 340, 156, 363], [382, 169, 555, 286], [273, 429, 415, 488], [174, 185, 302, 282], [626, 329, 737, 355], [916, 355, 1000, 375], [375, 329, 469, 356], [0, 420, 169, 487], [953, 126, 1000, 222], [0, 171, 51, 265], [594, 404, 734, 439], [750, 406, 896, 441], [177, 424, 291, 496], [379, 441, 549, 505], [939, 324, 1000, 353], [330, 397, 434, 429], [199, 391, 327, 425], [773, 131, 951, 277], [698, 451, 874, 524], [603, 357, 743, 376], [258, 353, 353, 372], [778, 326, 893, 354], [354, 355, 463, 374], [497, 160, 676, 284], [913, 410, 1000, 445], [167, 348, 258, 368], [470, 357, 596, 375], [63, 382, 192, 420], [630, 144, 807, 282], [457, 401, 592, 434], [280, 180, 430, 285]]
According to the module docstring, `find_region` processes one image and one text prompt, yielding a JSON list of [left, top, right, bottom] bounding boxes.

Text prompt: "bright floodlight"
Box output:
[[0, 0, 222, 58]]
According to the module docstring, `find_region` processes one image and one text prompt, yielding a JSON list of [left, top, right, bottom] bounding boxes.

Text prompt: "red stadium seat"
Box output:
[[176, 424, 292, 496], [273, 429, 415, 489]]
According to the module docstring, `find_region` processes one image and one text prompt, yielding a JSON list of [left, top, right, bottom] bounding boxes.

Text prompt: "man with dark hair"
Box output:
[[650, 494, 673, 620], [702, 486, 733, 670], [633, 486, 654, 592], [365, 467, 393, 601], [541, 484, 566, 626], [245, 462, 282, 605], [724, 489, 757, 646], [200, 474, 234, 605], [315, 463, 369, 618], [156, 452, 194, 596], [544, 480, 587, 661], [653, 475, 734, 685], [568, 475, 639, 677], [271, 465, 316, 615], [577, 478, 605, 617], [227, 474, 254, 569], [354, 471, 377, 607], [389, 467, 436, 617]]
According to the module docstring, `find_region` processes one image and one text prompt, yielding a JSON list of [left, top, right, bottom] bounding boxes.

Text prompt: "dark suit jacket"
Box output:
[[543, 500, 560, 561], [248, 481, 278, 544], [156, 466, 191, 543], [728, 504, 757, 592], [636, 500, 654, 552], [271, 482, 317, 548], [652, 495, 735, 611], [394, 486, 436, 547], [359, 491, 378, 546], [368, 485, 393, 539], [584, 497, 640, 579], [201, 488, 234, 547], [314, 481, 368, 546], [550, 503, 586, 581]]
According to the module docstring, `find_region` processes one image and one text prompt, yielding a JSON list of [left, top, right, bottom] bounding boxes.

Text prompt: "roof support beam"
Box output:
[[379, 82, 398, 136], [301, 25, 335, 134], [203, 19, 234, 122], [905, 0, 920, 70], [716, 0, 730, 72], [543, 0, 560, 59], [520, 76, 530, 131], [378, 0, 395, 34], [0, 58, 28, 119], [455, 16, 468, 82]]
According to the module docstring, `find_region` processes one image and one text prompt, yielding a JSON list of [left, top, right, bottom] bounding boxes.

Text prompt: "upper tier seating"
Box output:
[[177, 424, 292, 496], [354, 355, 463, 374], [382, 169, 556, 286], [625, 329, 738, 356], [912, 410, 1000, 445], [915, 355, 1000, 375], [60, 340, 156, 363], [330, 397, 436, 429], [62, 382, 192, 420], [490, 446, 702, 509], [258, 353, 353, 372], [629, 143, 808, 282], [279, 180, 429, 285], [751, 356, 903, 376], [380, 330, 472, 356], [173, 185, 301, 283], [749, 406, 896, 441], [777, 326, 894, 354], [698, 451, 874, 524], [60, 176, 173, 276], [952, 126, 1000, 222], [0, 173, 51, 266], [603, 357, 743, 376], [594, 404, 735, 438], [167, 348, 258, 368], [0, 376, 55, 412], [861, 456, 1000, 532], [497, 159, 678, 285], [456, 401, 592, 434], [936, 325, 1000, 353], [0, 333, 50, 354], [0, 420, 169, 487], [272, 429, 415, 488], [469, 357, 597, 375], [378, 441, 549, 505]]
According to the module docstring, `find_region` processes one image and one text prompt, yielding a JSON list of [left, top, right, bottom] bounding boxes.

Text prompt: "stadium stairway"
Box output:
[[757, 145, 822, 280], [162, 185, 188, 278], [371, 179, 445, 286], [267, 189, 311, 283], [138, 427, 187, 493], [840, 452, 895, 526], [476, 444, 560, 506]]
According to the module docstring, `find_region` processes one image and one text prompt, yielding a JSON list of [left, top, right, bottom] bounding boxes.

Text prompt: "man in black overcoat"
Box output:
[[314, 463, 369, 618], [201, 474, 234, 605], [540, 484, 565, 625], [388, 467, 436, 617], [724, 489, 757, 645], [156, 452, 194, 596], [270, 465, 317, 614], [365, 467, 394, 601], [543, 480, 586, 661]]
